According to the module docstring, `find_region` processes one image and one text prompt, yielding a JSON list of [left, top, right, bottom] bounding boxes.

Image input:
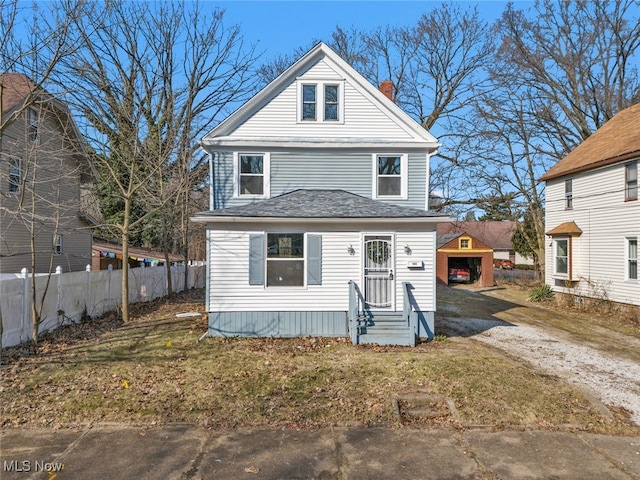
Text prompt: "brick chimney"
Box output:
[[379, 80, 394, 102]]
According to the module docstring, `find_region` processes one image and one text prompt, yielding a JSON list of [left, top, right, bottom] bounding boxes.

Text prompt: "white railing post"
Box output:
[[85, 264, 91, 317], [56, 266, 63, 323]]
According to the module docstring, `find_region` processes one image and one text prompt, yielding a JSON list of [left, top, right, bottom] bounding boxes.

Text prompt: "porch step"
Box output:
[[356, 312, 414, 346]]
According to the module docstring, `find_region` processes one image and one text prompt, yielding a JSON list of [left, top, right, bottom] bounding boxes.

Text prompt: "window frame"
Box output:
[[28, 107, 38, 143], [627, 237, 638, 281], [233, 152, 270, 199], [553, 237, 570, 278], [301, 84, 317, 121], [323, 84, 339, 121], [8, 158, 21, 193], [372, 153, 408, 200], [564, 178, 573, 210], [53, 234, 63, 255], [297, 80, 344, 124], [460, 238, 470, 249], [625, 161, 638, 202], [265, 232, 306, 288]]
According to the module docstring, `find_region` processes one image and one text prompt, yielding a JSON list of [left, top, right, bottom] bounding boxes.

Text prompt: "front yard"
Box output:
[[1, 287, 638, 435]]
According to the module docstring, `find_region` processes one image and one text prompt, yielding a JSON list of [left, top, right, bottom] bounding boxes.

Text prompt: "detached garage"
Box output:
[[436, 232, 494, 287]]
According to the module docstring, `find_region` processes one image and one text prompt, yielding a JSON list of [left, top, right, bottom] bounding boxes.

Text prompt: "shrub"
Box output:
[[528, 283, 555, 302]]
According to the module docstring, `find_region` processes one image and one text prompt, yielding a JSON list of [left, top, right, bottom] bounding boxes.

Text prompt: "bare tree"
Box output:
[[1, 1, 87, 344], [467, 0, 640, 276], [57, 0, 259, 319]]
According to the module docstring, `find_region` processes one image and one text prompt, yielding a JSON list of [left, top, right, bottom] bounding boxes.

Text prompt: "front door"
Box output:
[[363, 235, 394, 308]]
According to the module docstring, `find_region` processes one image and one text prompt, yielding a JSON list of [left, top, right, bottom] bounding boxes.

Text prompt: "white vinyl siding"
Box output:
[[208, 226, 436, 313], [545, 161, 640, 305], [232, 59, 415, 140], [214, 151, 427, 210]]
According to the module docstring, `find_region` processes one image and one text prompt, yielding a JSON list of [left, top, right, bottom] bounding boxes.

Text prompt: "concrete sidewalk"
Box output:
[[1, 425, 639, 479]]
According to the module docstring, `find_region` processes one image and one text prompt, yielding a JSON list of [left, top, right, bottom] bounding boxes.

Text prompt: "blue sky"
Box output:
[[216, 1, 520, 60]]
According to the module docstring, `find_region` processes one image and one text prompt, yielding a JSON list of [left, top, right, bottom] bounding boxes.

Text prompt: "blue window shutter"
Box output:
[[307, 234, 322, 285], [249, 234, 264, 285]]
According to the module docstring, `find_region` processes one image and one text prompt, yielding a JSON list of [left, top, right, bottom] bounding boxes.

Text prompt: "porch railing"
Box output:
[[348, 280, 417, 346]]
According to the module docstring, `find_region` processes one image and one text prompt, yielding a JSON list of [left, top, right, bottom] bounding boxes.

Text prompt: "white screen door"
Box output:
[[363, 235, 393, 308]]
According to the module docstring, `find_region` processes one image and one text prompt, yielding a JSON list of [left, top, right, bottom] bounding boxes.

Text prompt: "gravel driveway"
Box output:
[[438, 286, 640, 426]]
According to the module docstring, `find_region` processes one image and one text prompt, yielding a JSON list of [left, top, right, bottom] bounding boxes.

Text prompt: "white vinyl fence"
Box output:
[[1, 263, 205, 348]]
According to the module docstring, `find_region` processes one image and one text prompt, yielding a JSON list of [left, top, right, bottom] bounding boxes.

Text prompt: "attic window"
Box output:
[[302, 85, 316, 120], [460, 238, 470, 249], [297, 80, 344, 123]]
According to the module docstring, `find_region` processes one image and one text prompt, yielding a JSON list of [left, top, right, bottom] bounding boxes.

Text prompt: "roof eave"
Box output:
[[540, 149, 640, 182], [191, 215, 453, 225]]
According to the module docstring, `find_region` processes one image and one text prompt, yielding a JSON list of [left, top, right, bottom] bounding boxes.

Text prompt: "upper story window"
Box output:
[[373, 154, 408, 199], [28, 107, 38, 142], [324, 84, 339, 121], [564, 178, 573, 209], [626, 161, 638, 201], [297, 80, 344, 123], [302, 85, 316, 120], [628, 237, 638, 281], [460, 238, 470, 249], [234, 152, 270, 198], [8, 159, 21, 193]]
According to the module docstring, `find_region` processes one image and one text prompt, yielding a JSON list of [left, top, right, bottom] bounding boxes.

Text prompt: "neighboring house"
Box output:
[[437, 221, 533, 265], [0, 73, 94, 274], [92, 239, 183, 271], [192, 42, 450, 346], [436, 232, 494, 287], [540, 102, 639, 307]]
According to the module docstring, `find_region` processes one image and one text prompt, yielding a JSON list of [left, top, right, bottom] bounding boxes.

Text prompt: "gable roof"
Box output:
[[540, 102, 640, 181], [1, 72, 96, 182], [200, 42, 439, 151], [436, 232, 492, 251], [192, 189, 450, 224], [436, 221, 516, 250]]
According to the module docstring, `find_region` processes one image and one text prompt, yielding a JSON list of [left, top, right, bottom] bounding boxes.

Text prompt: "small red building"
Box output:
[[436, 232, 494, 287]]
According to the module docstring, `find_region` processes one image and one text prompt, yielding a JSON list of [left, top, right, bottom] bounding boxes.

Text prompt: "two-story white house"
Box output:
[[540, 102, 639, 307], [192, 43, 450, 346]]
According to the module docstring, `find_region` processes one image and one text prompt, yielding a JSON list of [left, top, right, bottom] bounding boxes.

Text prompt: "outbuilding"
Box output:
[[436, 232, 494, 287]]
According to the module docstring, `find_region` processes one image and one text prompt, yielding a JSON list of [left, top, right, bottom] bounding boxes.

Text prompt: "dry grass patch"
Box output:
[[2, 288, 637, 435]]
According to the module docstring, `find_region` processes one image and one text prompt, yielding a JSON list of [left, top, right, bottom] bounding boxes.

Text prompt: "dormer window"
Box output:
[[297, 80, 344, 123]]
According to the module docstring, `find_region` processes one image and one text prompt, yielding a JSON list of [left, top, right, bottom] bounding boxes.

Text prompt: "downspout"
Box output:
[[425, 149, 438, 210], [200, 148, 214, 341]]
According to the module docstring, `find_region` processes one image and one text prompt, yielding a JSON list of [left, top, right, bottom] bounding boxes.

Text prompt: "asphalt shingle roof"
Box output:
[[196, 189, 446, 219], [540, 102, 640, 181]]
